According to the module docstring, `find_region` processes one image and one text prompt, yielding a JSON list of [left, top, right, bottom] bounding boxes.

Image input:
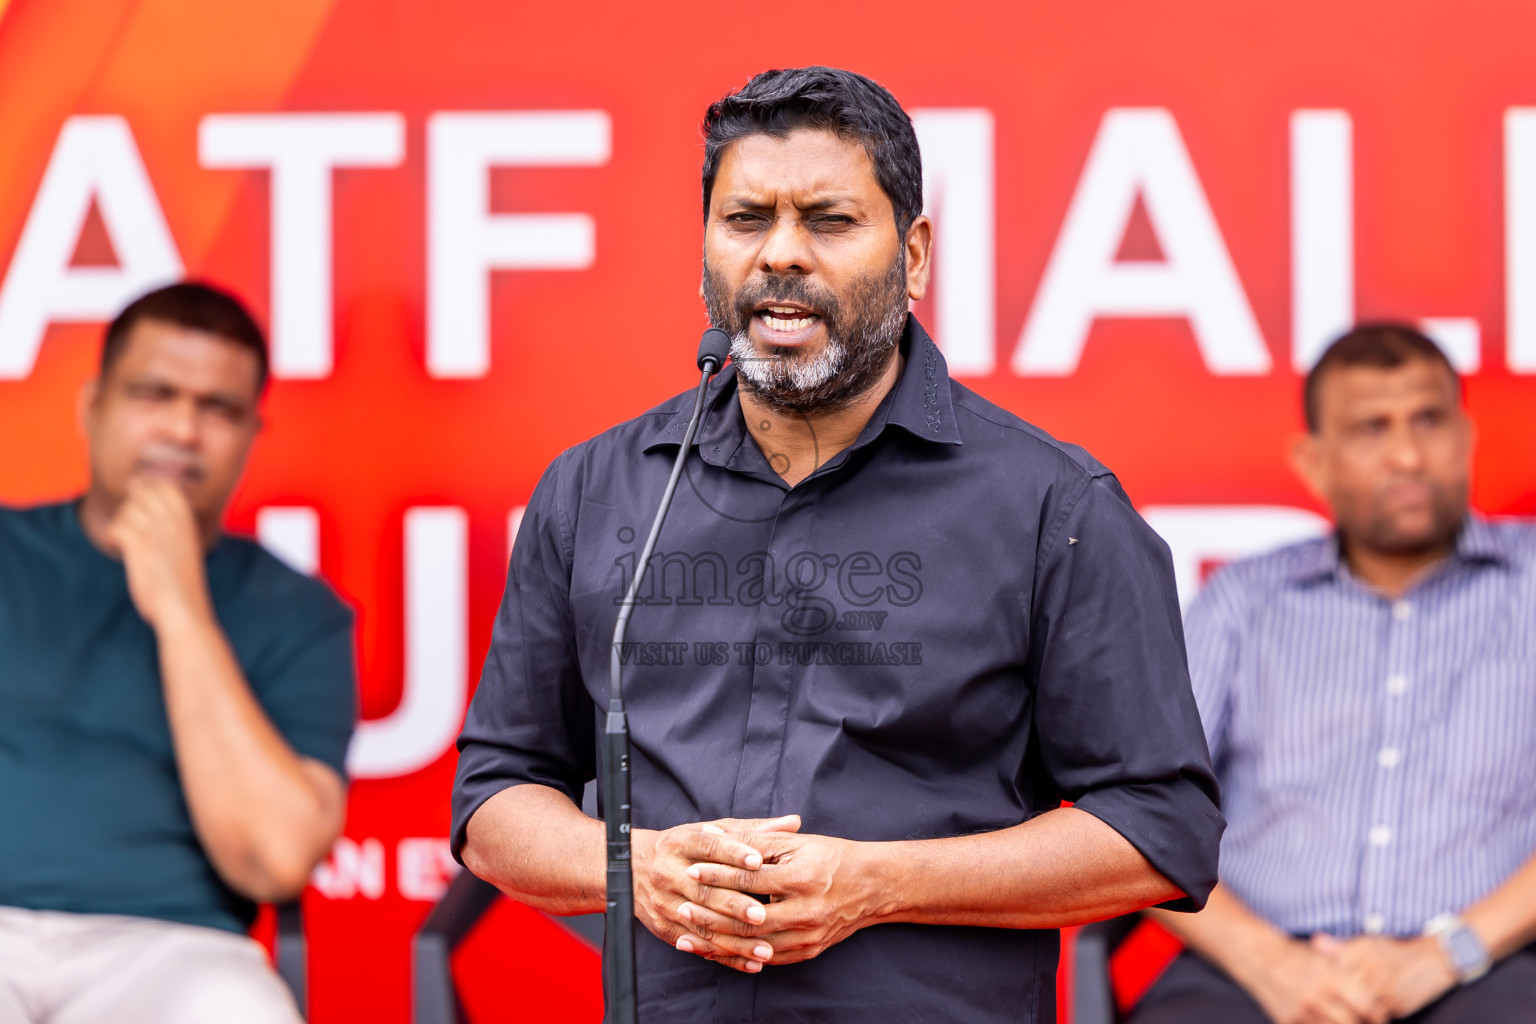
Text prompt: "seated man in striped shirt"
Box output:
[[1134, 323, 1536, 1024]]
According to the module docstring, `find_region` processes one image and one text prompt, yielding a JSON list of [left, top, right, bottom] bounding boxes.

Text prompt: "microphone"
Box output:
[[604, 327, 729, 1024], [697, 326, 730, 374]]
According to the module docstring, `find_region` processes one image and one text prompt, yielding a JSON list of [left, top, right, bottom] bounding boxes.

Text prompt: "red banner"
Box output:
[[3, 1, 1536, 1019]]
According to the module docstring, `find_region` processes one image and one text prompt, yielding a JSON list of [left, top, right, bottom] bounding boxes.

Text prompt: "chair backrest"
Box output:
[[274, 899, 308, 1020], [413, 870, 503, 1024], [412, 868, 604, 1024], [1070, 914, 1143, 1024], [412, 780, 603, 1024]]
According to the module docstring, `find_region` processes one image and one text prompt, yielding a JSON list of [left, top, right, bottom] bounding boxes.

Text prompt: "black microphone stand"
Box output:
[[604, 328, 731, 1024]]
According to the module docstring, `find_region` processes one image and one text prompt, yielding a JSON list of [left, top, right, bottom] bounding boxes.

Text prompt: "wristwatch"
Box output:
[[1423, 912, 1491, 983]]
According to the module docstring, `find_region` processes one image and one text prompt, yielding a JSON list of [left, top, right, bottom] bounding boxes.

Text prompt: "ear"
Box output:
[[903, 214, 934, 302], [76, 377, 99, 439], [1287, 431, 1329, 504]]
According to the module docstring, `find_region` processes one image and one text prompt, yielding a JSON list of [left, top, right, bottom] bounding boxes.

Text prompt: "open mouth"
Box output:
[[754, 303, 821, 336]]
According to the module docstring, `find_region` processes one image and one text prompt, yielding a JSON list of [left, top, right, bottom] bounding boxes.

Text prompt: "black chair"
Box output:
[[412, 871, 604, 1024], [274, 899, 309, 1019], [1071, 914, 1144, 1024], [413, 781, 604, 1024]]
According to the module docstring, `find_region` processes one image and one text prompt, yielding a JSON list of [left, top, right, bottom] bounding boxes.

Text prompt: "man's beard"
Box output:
[[1348, 479, 1468, 558], [701, 253, 909, 413]]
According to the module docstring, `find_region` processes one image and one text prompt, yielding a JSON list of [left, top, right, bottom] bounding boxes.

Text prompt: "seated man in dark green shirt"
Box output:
[[0, 282, 356, 1024]]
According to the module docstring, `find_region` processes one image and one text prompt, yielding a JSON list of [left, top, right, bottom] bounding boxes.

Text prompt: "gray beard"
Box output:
[[704, 253, 909, 414], [729, 328, 846, 396]]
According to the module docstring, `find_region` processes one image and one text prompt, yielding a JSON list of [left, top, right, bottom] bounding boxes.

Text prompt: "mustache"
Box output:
[[730, 276, 841, 328], [704, 251, 909, 414]]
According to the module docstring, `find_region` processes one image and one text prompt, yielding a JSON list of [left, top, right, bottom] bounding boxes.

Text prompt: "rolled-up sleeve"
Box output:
[[451, 452, 595, 861], [1028, 472, 1224, 911]]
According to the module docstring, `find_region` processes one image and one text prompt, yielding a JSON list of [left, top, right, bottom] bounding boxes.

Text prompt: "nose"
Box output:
[[161, 395, 200, 447], [757, 214, 814, 276], [1386, 424, 1426, 473]]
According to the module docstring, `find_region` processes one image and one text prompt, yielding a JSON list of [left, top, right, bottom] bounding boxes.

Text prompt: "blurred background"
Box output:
[[2, 0, 1535, 1019]]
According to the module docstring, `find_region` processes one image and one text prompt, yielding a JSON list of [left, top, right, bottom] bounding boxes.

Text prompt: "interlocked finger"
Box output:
[[688, 860, 785, 897], [679, 900, 761, 939], [674, 902, 759, 956], [677, 933, 763, 974], [659, 901, 769, 962], [672, 927, 774, 968], [671, 829, 764, 871], [706, 955, 764, 974], [689, 880, 769, 929]]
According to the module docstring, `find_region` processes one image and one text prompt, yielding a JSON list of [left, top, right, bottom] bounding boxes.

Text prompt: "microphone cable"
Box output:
[[603, 326, 732, 1024]]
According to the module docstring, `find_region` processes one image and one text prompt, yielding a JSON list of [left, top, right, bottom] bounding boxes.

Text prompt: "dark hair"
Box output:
[[701, 66, 923, 239], [102, 281, 269, 395], [1303, 321, 1459, 432]]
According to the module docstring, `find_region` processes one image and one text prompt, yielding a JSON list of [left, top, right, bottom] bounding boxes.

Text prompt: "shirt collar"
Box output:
[[642, 314, 963, 455], [1287, 535, 1344, 584], [875, 316, 964, 446], [1287, 511, 1508, 585], [1454, 513, 1509, 565]]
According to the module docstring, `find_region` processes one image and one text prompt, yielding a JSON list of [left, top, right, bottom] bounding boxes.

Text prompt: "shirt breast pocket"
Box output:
[[1445, 659, 1536, 812]]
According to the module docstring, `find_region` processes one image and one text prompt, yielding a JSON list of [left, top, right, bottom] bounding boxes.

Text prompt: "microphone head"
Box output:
[[697, 327, 732, 373]]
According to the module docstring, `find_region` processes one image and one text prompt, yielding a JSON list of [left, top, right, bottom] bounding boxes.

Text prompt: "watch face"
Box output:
[[1448, 928, 1485, 970], [1442, 925, 1491, 980]]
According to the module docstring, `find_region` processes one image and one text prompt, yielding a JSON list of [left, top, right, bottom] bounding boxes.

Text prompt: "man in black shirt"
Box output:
[[453, 66, 1222, 1022]]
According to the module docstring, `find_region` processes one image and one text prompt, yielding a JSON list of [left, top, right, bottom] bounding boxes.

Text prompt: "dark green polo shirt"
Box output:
[[0, 501, 356, 933]]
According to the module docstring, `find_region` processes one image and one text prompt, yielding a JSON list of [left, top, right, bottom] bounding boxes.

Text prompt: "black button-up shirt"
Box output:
[[453, 317, 1222, 1023]]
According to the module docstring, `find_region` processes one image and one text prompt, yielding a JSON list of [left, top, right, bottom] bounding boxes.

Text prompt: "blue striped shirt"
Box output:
[[1186, 514, 1536, 938]]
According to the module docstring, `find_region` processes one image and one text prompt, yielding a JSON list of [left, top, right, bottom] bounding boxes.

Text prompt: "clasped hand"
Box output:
[[1253, 932, 1457, 1024], [632, 814, 880, 974]]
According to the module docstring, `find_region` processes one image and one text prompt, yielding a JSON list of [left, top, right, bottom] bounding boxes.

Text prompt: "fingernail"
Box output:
[[747, 905, 766, 924], [701, 823, 725, 834], [679, 903, 693, 921], [745, 853, 762, 869], [686, 865, 702, 880], [753, 944, 772, 960], [746, 960, 762, 973], [677, 937, 693, 953]]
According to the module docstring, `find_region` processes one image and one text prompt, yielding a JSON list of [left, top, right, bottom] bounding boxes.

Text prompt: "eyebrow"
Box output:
[[719, 191, 865, 212]]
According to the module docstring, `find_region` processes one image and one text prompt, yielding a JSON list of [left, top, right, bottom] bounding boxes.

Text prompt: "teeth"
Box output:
[[761, 307, 815, 332]]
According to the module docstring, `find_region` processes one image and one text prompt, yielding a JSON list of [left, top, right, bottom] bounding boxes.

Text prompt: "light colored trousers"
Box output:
[[0, 906, 302, 1024]]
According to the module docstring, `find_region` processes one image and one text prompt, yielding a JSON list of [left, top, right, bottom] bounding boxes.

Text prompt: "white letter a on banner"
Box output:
[[0, 116, 182, 378], [1013, 108, 1269, 376]]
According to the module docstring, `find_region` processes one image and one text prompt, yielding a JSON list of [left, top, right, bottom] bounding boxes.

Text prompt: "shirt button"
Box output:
[[1393, 600, 1412, 621], [1364, 912, 1387, 934], [1386, 674, 1408, 696], [1377, 747, 1402, 769], [1369, 825, 1393, 846]]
